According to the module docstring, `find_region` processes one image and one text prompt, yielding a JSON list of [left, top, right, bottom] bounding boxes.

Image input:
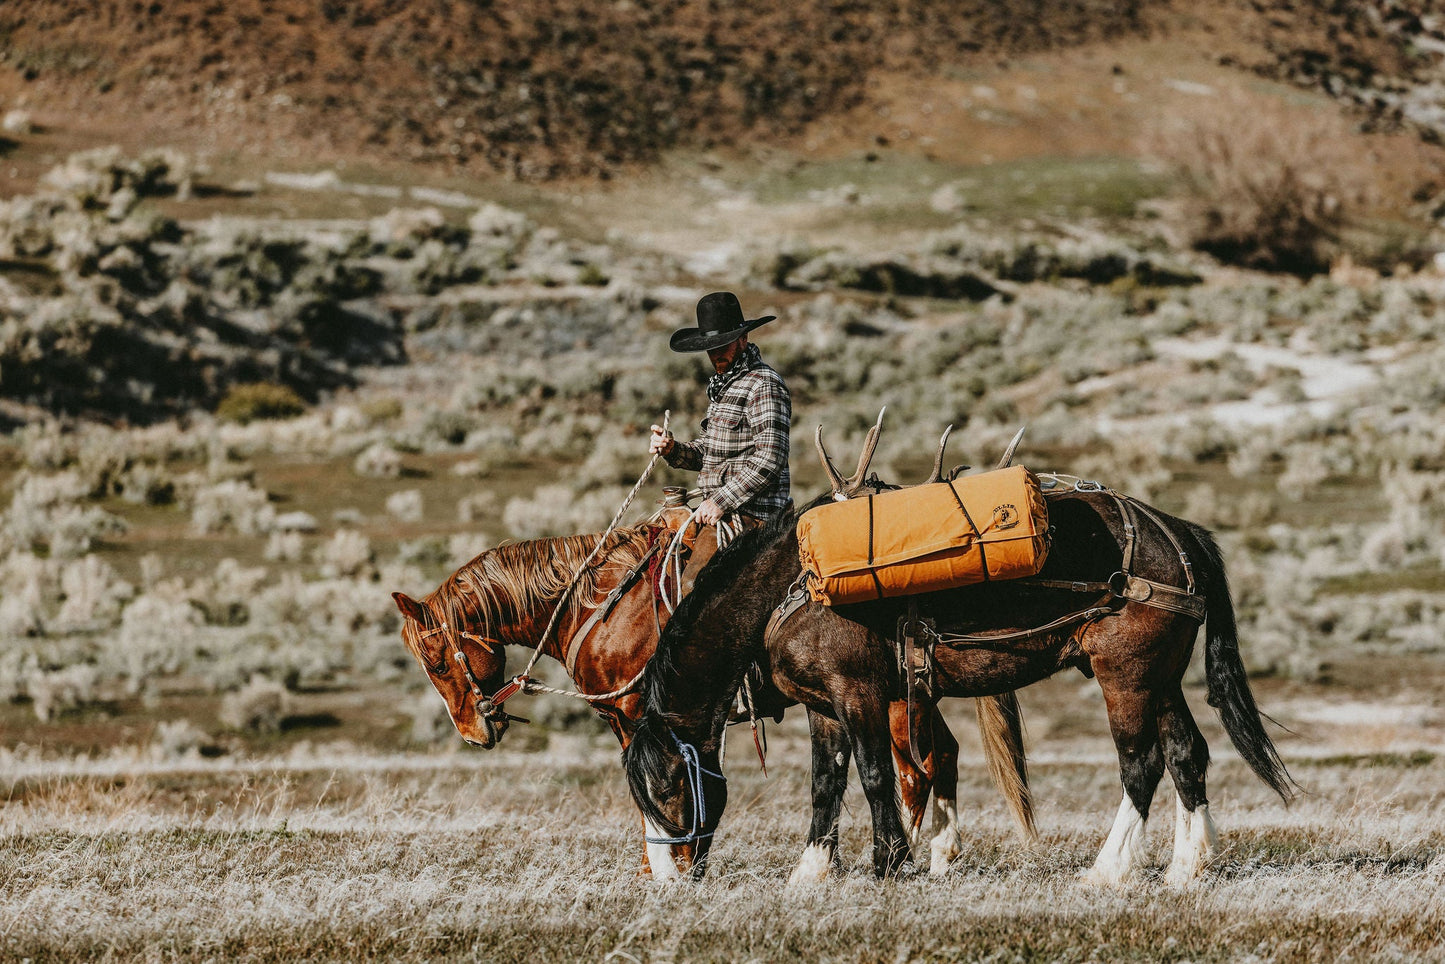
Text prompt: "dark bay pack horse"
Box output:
[[624, 472, 1296, 884], [391, 519, 1033, 876]]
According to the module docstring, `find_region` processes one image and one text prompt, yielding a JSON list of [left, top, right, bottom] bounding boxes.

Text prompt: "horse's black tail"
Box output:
[[1185, 520, 1298, 804]]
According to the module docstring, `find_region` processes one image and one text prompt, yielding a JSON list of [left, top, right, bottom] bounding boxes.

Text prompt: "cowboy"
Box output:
[[649, 292, 791, 575]]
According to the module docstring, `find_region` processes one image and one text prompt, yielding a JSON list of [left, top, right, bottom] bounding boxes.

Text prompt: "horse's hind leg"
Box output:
[[1085, 655, 1167, 886], [789, 709, 851, 885], [889, 701, 934, 859], [1160, 684, 1219, 884], [925, 706, 964, 873], [889, 700, 963, 875]]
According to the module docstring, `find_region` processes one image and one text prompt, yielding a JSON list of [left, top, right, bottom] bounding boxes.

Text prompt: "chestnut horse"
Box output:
[[624, 482, 1296, 884], [391, 518, 1033, 874]]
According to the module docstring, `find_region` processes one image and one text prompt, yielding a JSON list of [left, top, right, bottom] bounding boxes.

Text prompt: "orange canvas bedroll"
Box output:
[[797, 465, 1050, 606]]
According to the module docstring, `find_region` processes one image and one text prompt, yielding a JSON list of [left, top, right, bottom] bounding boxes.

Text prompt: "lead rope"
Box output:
[[644, 729, 726, 845], [505, 411, 670, 704]]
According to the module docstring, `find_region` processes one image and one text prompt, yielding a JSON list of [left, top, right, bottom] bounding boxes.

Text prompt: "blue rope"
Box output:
[[643, 729, 726, 845]]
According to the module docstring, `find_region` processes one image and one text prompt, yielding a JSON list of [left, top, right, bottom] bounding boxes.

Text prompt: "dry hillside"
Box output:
[[0, 0, 1439, 179]]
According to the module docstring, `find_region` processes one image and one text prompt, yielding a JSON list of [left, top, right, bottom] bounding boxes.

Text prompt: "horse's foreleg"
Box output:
[[789, 709, 851, 886], [637, 814, 654, 878], [845, 699, 914, 879]]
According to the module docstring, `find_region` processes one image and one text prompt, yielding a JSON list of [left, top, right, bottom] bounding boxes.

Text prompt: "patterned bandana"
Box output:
[[706, 342, 762, 402]]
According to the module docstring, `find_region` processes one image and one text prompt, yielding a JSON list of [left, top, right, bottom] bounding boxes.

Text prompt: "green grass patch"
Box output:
[[1320, 567, 1445, 595], [215, 382, 307, 424], [750, 153, 1170, 227], [1297, 750, 1437, 769]]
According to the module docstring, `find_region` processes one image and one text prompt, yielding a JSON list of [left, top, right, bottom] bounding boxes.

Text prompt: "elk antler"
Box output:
[[815, 424, 846, 497], [815, 407, 886, 500], [922, 424, 953, 484], [996, 425, 1025, 470]]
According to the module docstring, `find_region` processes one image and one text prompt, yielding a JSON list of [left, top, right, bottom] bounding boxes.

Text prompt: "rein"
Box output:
[[482, 412, 673, 716], [643, 729, 726, 846]]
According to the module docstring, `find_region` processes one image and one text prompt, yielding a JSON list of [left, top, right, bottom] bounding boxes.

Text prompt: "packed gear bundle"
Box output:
[[797, 465, 1051, 606]]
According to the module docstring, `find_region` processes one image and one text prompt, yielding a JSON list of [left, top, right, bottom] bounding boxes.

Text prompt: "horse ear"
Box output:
[[392, 592, 429, 624]]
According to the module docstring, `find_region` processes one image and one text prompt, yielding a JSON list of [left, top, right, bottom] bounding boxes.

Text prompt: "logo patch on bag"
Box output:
[[994, 503, 1019, 529]]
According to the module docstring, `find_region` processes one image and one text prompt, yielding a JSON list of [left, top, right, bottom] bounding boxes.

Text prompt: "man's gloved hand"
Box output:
[[649, 424, 674, 457], [694, 497, 723, 526]]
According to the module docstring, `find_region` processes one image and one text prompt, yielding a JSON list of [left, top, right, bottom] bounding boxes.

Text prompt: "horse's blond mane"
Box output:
[[424, 525, 656, 644]]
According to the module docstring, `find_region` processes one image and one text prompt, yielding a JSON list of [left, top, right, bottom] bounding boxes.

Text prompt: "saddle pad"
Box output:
[[797, 465, 1050, 606]]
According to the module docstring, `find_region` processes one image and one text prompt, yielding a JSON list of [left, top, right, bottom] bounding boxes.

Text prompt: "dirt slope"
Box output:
[[7, 0, 1430, 181], [0, 0, 1173, 178]]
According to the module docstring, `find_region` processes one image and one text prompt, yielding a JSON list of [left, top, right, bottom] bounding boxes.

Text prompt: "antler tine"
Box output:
[[996, 425, 1026, 469], [843, 406, 886, 494], [924, 424, 954, 485], [815, 424, 846, 498]]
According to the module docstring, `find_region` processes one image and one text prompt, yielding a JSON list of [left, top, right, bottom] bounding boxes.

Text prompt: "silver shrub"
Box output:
[[385, 489, 424, 523], [220, 675, 289, 734], [4, 470, 127, 557], [116, 591, 205, 692], [395, 537, 450, 568], [317, 530, 374, 579], [456, 492, 497, 524], [14, 421, 72, 470], [448, 533, 491, 568], [1227, 547, 1326, 680], [39, 146, 195, 211], [27, 663, 98, 722], [407, 692, 457, 746], [501, 482, 636, 541], [54, 555, 134, 634], [502, 484, 576, 540], [189, 479, 276, 535], [192, 558, 269, 628], [0, 550, 54, 639], [264, 531, 306, 562], [579, 432, 649, 490], [354, 442, 403, 478], [149, 718, 214, 761]]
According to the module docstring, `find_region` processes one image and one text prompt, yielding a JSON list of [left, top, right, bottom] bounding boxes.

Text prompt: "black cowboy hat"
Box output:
[[669, 291, 776, 353]]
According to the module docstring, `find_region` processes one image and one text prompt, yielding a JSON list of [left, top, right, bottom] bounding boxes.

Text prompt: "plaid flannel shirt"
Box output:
[[665, 361, 791, 519]]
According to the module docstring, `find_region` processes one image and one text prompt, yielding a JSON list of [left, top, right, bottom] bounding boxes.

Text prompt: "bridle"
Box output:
[[643, 729, 727, 846], [417, 619, 529, 743]]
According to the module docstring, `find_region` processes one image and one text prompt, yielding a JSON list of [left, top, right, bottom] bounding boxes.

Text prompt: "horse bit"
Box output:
[[418, 620, 529, 744]]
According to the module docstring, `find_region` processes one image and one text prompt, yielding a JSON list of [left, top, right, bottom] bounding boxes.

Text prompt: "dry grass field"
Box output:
[[4, 675, 1444, 963], [1, 4, 1444, 961]]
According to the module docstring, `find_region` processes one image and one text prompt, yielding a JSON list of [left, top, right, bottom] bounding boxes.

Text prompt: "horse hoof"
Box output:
[[787, 842, 834, 886], [886, 860, 920, 880], [1079, 866, 1135, 889]]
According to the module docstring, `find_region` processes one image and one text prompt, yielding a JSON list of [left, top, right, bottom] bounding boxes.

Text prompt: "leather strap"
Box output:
[[933, 599, 1118, 649], [866, 494, 885, 600], [764, 575, 812, 646], [563, 540, 660, 677], [945, 479, 989, 581], [1116, 573, 1208, 620]]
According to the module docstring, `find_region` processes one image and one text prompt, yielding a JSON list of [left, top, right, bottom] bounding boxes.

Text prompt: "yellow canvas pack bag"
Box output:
[[796, 465, 1050, 606]]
